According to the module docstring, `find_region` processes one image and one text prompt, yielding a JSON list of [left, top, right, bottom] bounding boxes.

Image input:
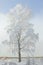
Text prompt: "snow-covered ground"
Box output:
[[0, 58, 43, 65]]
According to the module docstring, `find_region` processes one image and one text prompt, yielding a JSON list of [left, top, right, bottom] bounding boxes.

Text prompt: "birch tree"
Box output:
[[3, 4, 39, 62]]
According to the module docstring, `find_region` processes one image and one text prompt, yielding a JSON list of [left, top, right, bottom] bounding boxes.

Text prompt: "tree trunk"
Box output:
[[18, 48, 21, 62], [18, 39, 21, 62], [18, 31, 21, 62]]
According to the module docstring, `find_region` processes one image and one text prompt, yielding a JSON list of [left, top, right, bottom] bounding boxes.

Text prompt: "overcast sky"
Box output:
[[0, 0, 43, 57]]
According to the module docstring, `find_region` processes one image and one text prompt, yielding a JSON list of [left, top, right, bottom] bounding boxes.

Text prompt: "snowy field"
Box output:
[[0, 58, 43, 65]]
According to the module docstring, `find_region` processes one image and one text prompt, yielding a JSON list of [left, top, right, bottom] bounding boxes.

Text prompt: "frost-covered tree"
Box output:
[[3, 4, 38, 62]]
